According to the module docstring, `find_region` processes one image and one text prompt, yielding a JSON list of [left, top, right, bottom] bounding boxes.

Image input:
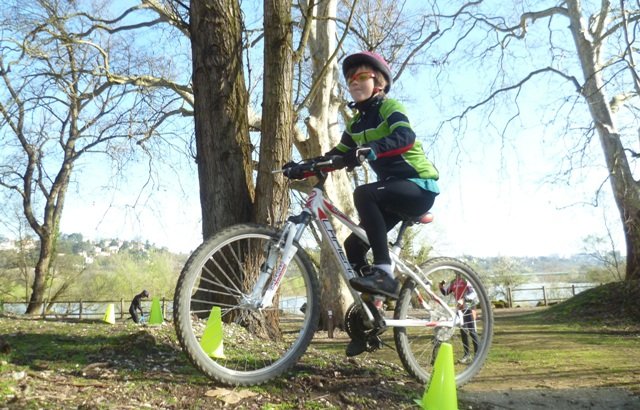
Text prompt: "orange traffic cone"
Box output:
[[416, 342, 458, 410]]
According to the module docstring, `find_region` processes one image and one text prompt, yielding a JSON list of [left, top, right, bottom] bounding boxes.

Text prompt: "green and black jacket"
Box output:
[[330, 95, 439, 188]]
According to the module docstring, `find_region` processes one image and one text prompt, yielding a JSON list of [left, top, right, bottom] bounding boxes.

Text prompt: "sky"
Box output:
[[3, 0, 628, 259], [58, 152, 203, 254]]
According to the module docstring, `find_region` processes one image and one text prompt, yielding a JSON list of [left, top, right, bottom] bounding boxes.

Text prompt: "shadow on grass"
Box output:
[[0, 319, 207, 384]]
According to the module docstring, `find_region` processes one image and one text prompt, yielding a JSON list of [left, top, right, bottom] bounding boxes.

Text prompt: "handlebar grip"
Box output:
[[330, 155, 346, 169]]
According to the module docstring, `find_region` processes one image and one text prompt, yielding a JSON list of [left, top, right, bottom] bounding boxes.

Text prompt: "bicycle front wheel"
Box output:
[[174, 223, 320, 386], [394, 257, 493, 387]]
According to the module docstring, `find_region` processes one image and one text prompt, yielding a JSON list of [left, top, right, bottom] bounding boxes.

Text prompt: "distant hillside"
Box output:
[[463, 253, 622, 284], [534, 280, 640, 325], [470, 254, 604, 273], [0, 232, 188, 269]]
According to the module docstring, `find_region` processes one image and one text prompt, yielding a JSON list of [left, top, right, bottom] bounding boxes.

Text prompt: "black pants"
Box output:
[[129, 305, 140, 323], [344, 178, 436, 272], [461, 309, 479, 355]]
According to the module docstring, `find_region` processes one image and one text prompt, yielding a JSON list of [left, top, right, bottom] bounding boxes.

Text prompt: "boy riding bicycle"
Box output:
[[174, 53, 492, 386], [289, 51, 440, 356]]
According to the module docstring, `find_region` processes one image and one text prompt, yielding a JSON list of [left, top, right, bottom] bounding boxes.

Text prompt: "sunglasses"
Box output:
[[347, 71, 376, 85]]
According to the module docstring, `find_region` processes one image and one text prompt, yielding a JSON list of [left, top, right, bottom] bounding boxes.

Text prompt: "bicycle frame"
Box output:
[[258, 170, 459, 330]]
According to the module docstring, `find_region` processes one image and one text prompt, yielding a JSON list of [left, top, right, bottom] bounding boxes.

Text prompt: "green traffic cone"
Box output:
[[200, 306, 225, 359], [148, 297, 164, 325], [103, 303, 116, 324], [416, 342, 458, 410]]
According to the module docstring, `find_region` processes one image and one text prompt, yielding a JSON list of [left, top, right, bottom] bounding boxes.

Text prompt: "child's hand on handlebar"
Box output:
[[342, 149, 361, 169], [337, 147, 375, 170], [281, 151, 373, 179], [282, 162, 305, 180]]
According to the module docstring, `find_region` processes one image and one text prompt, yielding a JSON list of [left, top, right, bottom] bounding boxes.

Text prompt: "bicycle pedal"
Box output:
[[365, 336, 383, 352], [378, 339, 395, 351]]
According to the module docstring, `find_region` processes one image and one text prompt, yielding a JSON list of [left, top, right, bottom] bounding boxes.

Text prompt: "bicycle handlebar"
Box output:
[[278, 148, 372, 181]]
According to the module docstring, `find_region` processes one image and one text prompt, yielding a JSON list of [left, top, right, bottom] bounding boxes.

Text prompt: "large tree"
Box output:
[[254, 0, 295, 226], [189, 0, 255, 237], [304, 0, 357, 327], [433, 0, 640, 280], [0, 0, 188, 313]]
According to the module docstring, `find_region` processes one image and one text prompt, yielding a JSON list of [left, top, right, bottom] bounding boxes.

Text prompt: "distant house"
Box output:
[[0, 238, 15, 251], [79, 251, 95, 265], [107, 244, 121, 254], [0, 238, 36, 251]]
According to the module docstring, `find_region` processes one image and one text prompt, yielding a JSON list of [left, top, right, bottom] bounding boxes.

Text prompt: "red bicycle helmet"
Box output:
[[342, 51, 392, 93]]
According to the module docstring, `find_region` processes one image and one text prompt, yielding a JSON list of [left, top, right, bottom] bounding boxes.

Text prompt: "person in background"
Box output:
[[129, 289, 149, 324], [439, 275, 479, 364]]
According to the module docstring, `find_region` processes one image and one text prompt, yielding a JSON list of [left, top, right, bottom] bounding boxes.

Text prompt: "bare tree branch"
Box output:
[[293, 0, 316, 62], [0, 0, 191, 313], [446, 66, 582, 123], [297, 0, 359, 111], [619, 0, 640, 97]]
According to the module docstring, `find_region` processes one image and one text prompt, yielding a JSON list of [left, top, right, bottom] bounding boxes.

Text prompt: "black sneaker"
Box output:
[[350, 267, 400, 299], [345, 338, 368, 357]]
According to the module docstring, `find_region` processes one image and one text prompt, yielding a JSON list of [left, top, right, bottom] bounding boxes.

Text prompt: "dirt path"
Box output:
[[459, 387, 640, 410]]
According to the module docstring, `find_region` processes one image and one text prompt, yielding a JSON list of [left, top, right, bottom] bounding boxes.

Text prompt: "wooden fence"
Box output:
[[1, 283, 599, 318], [0, 298, 172, 321], [505, 283, 597, 307]]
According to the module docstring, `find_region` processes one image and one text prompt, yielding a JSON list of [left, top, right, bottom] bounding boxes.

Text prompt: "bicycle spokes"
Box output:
[[174, 225, 320, 385]]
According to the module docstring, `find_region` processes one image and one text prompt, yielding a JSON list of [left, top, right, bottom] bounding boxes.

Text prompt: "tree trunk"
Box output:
[[190, 0, 254, 240], [26, 238, 53, 314], [566, 0, 640, 281], [254, 0, 294, 226], [302, 0, 355, 329], [25, 158, 72, 314], [189, 0, 255, 321], [241, 0, 296, 335]]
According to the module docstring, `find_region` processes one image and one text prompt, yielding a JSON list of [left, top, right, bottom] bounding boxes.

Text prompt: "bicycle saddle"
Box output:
[[403, 212, 434, 225]]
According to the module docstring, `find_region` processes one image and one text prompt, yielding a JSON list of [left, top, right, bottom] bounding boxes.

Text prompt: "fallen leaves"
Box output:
[[204, 387, 258, 404]]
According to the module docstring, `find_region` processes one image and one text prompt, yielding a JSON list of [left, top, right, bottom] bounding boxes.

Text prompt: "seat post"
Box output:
[[392, 221, 411, 248]]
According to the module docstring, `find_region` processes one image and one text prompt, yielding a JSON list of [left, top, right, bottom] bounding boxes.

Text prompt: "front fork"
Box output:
[[250, 215, 311, 309]]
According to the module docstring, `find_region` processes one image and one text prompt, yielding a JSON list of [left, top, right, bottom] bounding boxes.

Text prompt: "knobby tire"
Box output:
[[174, 223, 320, 386], [394, 257, 493, 387]]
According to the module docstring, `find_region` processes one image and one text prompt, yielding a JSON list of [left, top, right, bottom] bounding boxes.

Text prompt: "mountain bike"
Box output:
[[173, 154, 493, 386]]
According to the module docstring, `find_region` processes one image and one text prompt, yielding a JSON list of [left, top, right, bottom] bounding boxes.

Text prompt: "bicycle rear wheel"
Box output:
[[174, 223, 320, 386], [394, 257, 493, 386]]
